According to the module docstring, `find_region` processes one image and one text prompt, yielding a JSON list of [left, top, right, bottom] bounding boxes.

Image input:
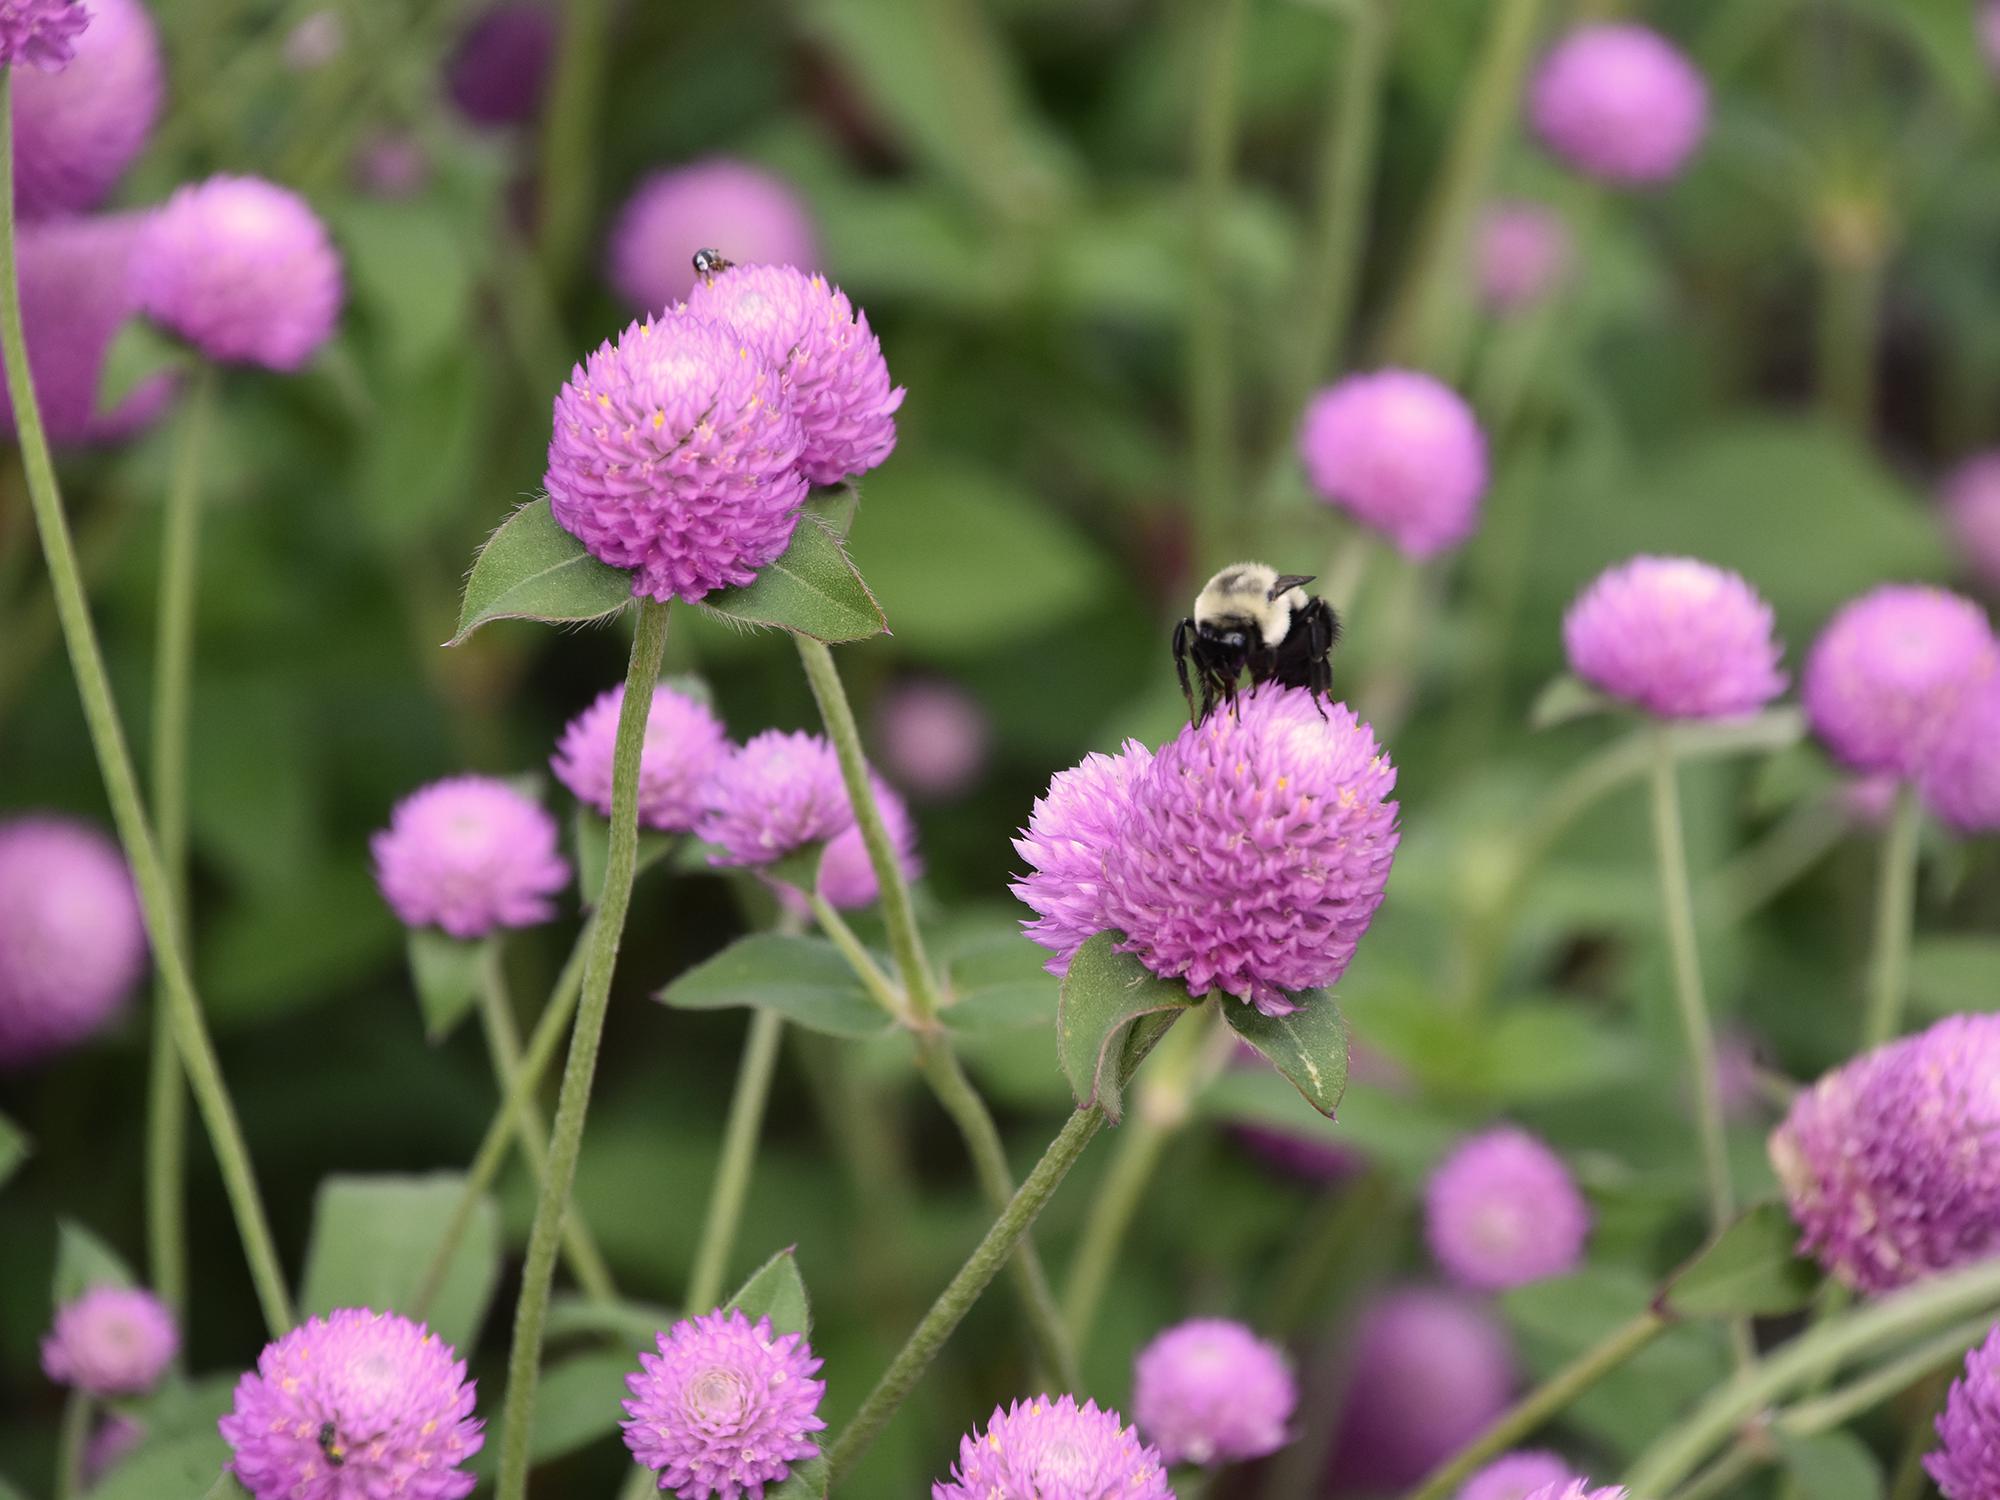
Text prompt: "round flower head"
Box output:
[[1425, 1127, 1591, 1291], [1103, 685, 1399, 1015], [876, 679, 990, 800], [445, 3, 554, 126], [814, 775, 921, 909], [1459, 1451, 1576, 1500], [1803, 584, 1997, 779], [1330, 1288, 1516, 1494], [371, 775, 570, 940], [1, 0, 87, 71], [11, 0, 160, 217], [608, 159, 821, 313], [1529, 24, 1708, 186], [1944, 452, 2000, 589], [552, 682, 729, 834], [1922, 678, 2000, 833], [1011, 740, 1154, 977], [0, 814, 145, 1068], [1477, 202, 1571, 315], [1929, 1322, 2000, 1500], [220, 1308, 482, 1500], [933, 1394, 1171, 1500], [697, 731, 851, 868], [621, 1308, 825, 1500], [544, 311, 808, 603], [1562, 556, 1787, 720], [1132, 1318, 1295, 1467], [1298, 370, 1489, 558], [134, 175, 345, 371], [1, 213, 174, 446], [41, 1287, 178, 1397], [1770, 1013, 2000, 1293], [684, 263, 903, 485]]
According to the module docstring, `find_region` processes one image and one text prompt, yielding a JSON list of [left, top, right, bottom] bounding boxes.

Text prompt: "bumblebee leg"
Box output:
[[1173, 618, 1199, 723]]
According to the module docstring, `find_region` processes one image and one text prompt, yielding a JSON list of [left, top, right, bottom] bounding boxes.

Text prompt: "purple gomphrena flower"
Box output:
[[12, 0, 160, 217], [1330, 1288, 1516, 1494], [444, 3, 554, 127], [0, 214, 174, 446], [1922, 678, 2000, 833], [1802, 585, 1998, 780], [1132, 1318, 1296, 1467], [371, 776, 570, 940], [0, 815, 145, 1068], [1104, 685, 1399, 1016], [552, 682, 729, 834], [697, 731, 851, 869], [1459, 1451, 1577, 1500], [875, 679, 990, 801], [814, 775, 921, 910], [134, 175, 345, 371], [1944, 452, 2000, 589], [1521, 1483, 1627, 1500], [84, 1414, 146, 1485], [1929, 1323, 2000, 1500], [1563, 556, 1787, 720], [608, 159, 820, 314], [1299, 370, 1489, 559], [684, 263, 903, 485], [1011, 740, 1154, 978], [621, 1309, 825, 1500], [0, 0, 86, 70], [544, 311, 807, 603], [1770, 1014, 2000, 1294], [1476, 202, 1571, 316], [1529, 24, 1708, 187], [41, 1287, 177, 1397], [220, 1309, 482, 1500], [933, 1395, 1171, 1500], [1425, 1127, 1591, 1292]]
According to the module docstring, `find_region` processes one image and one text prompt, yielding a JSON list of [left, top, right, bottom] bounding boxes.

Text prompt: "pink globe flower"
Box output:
[[1529, 24, 1708, 186], [934, 1395, 1171, 1500], [1299, 370, 1489, 559], [621, 1309, 825, 1500], [1425, 1127, 1591, 1292], [1010, 740, 1153, 978], [608, 159, 820, 314], [371, 775, 570, 939], [1477, 202, 1572, 315], [0, 814, 145, 1068], [552, 681, 729, 834], [875, 679, 990, 800], [1771, 1014, 2000, 1293], [1943, 452, 2000, 588], [0, 213, 175, 447], [544, 311, 808, 603], [814, 775, 921, 910], [0, 0, 88, 70], [134, 175, 345, 371], [1562, 556, 1787, 719], [684, 263, 903, 485], [11, 0, 160, 217], [697, 730, 850, 867], [41, 1286, 178, 1397], [1922, 678, 2000, 832], [1132, 1318, 1295, 1467], [1803, 585, 1997, 779], [444, 3, 554, 127], [1460, 1451, 1577, 1500], [220, 1309, 482, 1500], [1930, 1322, 2000, 1500]]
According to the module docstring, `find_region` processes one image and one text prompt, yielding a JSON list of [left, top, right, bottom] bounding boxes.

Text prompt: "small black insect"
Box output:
[[691, 247, 734, 282], [318, 1422, 344, 1468], [1173, 561, 1340, 726]]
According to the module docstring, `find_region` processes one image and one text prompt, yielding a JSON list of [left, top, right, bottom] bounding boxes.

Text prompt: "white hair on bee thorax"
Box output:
[[1193, 561, 1305, 647]]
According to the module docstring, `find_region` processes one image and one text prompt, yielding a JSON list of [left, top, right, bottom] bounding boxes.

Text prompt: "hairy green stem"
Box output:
[[145, 363, 214, 1324], [1862, 781, 1921, 1048], [806, 892, 905, 1020], [684, 1008, 786, 1315], [533, 0, 609, 284], [494, 598, 671, 1500], [54, 1390, 90, 1500], [1187, 0, 1251, 570], [0, 72, 294, 1339]]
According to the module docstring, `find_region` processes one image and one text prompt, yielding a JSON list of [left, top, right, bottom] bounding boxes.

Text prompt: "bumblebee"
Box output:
[[1173, 561, 1340, 725]]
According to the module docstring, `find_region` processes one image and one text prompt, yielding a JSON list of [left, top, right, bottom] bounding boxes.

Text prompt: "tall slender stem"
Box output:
[[145, 362, 215, 1324], [0, 71, 293, 1339], [533, 0, 608, 286], [494, 599, 671, 1500], [1862, 781, 1921, 1048], [53, 1390, 90, 1500], [806, 892, 905, 1019], [1187, 0, 1251, 570], [684, 1008, 786, 1315]]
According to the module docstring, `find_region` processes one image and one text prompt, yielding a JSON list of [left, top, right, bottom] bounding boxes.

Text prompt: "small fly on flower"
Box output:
[[317, 1422, 344, 1468], [1173, 562, 1340, 725], [691, 247, 734, 283]]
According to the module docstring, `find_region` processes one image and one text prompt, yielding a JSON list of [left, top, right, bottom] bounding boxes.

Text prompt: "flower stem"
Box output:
[[806, 892, 906, 1020], [493, 597, 671, 1500], [533, 0, 609, 286], [53, 1390, 90, 1500], [1187, 0, 1251, 570], [684, 1007, 786, 1315], [1407, 1310, 1669, 1500], [1862, 781, 1921, 1049], [0, 69, 294, 1340]]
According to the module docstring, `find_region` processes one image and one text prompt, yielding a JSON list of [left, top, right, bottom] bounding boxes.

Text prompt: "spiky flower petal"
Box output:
[[0, 0, 88, 72], [932, 1394, 1171, 1500], [1010, 740, 1153, 977], [1928, 1322, 2000, 1500], [1520, 1483, 1627, 1500]]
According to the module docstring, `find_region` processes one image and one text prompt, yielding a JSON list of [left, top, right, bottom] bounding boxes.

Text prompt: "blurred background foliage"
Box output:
[[3, 0, 2000, 1494]]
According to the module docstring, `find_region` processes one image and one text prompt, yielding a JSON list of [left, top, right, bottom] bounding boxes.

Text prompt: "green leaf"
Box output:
[[96, 320, 190, 417], [1056, 932, 1197, 1121], [528, 1350, 633, 1461], [1778, 1431, 1882, 1500], [1909, 936, 2000, 1017], [1657, 1203, 1820, 1319], [203, 1477, 249, 1500], [766, 1455, 830, 1499], [572, 806, 678, 909], [450, 499, 634, 644], [806, 483, 859, 538], [406, 930, 488, 1041], [1530, 674, 1618, 730], [1223, 992, 1350, 1118], [724, 1247, 811, 1334], [331, 198, 477, 376], [53, 1219, 135, 1304], [658, 934, 893, 1038], [0, 1111, 27, 1190], [91, 1432, 230, 1500], [942, 936, 1057, 1033], [697, 514, 887, 643], [0, 1476, 29, 1500], [299, 1174, 501, 1352], [545, 1293, 675, 1348]]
